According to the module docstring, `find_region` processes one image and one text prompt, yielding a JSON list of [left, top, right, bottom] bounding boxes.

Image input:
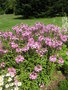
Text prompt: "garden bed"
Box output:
[[0, 22, 68, 90]]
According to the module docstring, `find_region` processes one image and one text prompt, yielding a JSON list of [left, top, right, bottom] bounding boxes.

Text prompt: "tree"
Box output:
[[0, 0, 6, 14], [0, 0, 16, 14], [5, 0, 16, 14], [0, 0, 68, 17]]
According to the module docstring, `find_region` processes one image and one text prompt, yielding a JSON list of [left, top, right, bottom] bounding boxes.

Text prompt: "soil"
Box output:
[[41, 71, 65, 90]]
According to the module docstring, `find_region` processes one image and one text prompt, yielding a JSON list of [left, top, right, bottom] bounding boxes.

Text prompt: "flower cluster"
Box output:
[[15, 55, 24, 63], [34, 65, 42, 72], [0, 62, 5, 68], [10, 42, 18, 49], [8, 67, 16, 77], [29, 72, 37, 80], [29, 65, 42, 80], [0, 73, 21, 90], [0, 75, 4, 90], [49, 55, 64, 64], [0, 23, 68, 57]]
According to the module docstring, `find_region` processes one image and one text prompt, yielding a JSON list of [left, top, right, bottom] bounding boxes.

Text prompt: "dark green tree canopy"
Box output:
[[0, 0, 68, 18]]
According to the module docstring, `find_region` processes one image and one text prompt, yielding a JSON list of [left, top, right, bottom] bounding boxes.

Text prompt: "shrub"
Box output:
[[0, 23, 68, 90]]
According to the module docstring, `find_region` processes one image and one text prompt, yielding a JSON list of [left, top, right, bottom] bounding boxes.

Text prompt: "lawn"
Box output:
[[0, 14, 62, 31]]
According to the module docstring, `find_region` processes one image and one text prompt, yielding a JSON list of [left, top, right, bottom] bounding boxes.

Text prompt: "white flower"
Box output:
[[14, 86, 19, 90], [0, 87, 2, 90], [9, 83, 14, 87], [10, 73, 15, 78], [2, 75, 5, 78], [11, 89, 14, 90], [6, 73, 11, 77], [0, 76, 3, 82], [5, 84, 9, 88], [8, 77, 12, 82], [0, 82, 3, 86], [17, 82, 22, 86], [0, 76, 3, 86]]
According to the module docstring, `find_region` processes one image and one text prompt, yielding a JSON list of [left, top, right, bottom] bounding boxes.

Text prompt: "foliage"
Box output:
[[0, 0, 16, 14], [57, 79, 68, 90], [14, 0, 68, 18], [58, 45, 68, 75], [0, 0, 68, 18]]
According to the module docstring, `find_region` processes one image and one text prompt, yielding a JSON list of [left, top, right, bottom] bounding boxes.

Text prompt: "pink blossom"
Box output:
[[34, 65, 42, 72], [57, 41, 63, 47], [15, 55, 24, 63], [10, 42, 18, 49], [10, 36, 19, 40], [22, 31, 31, 37], [52, 41, 56, 48], [29, 72, 37, 80], [32, 42, 41, 49], [3, 32, 9, 38], [12, 25, 19, 31], [8, 32, 13, 38], [8, 67, 16, 76], [36, 48, 48, 57], [16, 48, 22, 53], [3, 50, 8, 53], [1, 62, 5, 68], [45, 37, 52, 47], [0, 49, 3, 52], [0, 49, 8, 54], [60, 35, 68, 42], [22, 46, 29, 52], [0, 32, 2, 36], [49, 55, 57, 62], [14, 79, 18, 86], [0, 40, 2, 43], [58, 57, 64, 64], [62, 29, 67, 32], [38, 36, 45, 42]]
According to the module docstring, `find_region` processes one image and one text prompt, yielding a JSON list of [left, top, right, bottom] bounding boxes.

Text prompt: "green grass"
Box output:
[[0, 14, 62, 31]]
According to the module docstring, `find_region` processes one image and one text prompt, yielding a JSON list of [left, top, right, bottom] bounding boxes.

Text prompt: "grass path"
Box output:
[[0, 14, 62, 31]]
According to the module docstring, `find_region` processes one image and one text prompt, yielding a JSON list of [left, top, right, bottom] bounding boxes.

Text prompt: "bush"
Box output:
[[0, 23, 68, 90]]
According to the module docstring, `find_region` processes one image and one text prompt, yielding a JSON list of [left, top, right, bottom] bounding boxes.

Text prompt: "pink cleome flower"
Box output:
[[45, 37, 52, 47], [3, 50, 8, 54], [1, 62, 5, 68], [34, 65, 42, 72], [8, 67, 16, 76], [29, 72, 37, 80], [60, 35, 68, 42], [22, 46, 29, 52], [10, 42, 18, 49], [49, 55, 57, 62], [15, 55, 24, 63], [58, 57, 64, 64], [16, 48, 22, 53]]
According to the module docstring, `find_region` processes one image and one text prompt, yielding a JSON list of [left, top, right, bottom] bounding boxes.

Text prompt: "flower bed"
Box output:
[[0, 22, 68, 90]]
